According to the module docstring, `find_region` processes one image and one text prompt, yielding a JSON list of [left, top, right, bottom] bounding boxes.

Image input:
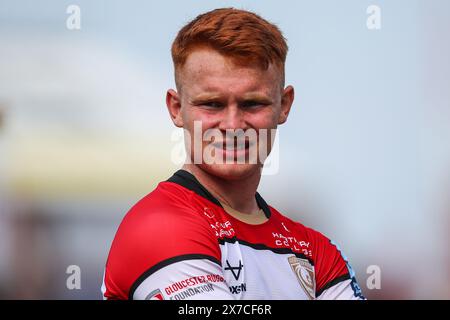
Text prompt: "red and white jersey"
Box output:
[[102, 170, 365, 300]]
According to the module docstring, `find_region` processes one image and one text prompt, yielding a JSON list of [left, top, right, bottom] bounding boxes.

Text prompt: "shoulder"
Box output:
[[103, 181, 220, 299], [269, 205, 346, 255], [269, 205, 365, 299], [268, 205, 328, 244], [115, 181, 204, 235]]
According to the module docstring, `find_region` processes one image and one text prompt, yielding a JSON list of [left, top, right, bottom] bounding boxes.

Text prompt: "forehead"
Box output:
[[178, 48, 281, 96]]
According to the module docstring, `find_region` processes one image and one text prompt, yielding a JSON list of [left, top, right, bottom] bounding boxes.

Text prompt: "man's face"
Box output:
[[167, 48, 294, 180]]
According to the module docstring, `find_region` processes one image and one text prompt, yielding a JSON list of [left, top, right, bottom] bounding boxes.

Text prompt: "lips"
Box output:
[[211, 139, 252, 151]]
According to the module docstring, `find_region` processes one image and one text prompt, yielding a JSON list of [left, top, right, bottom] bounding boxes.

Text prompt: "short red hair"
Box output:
[[171, 8, 288, 88]]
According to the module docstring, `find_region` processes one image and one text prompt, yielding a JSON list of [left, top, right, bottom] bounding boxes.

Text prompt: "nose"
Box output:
[[218, 105, 247, 131]]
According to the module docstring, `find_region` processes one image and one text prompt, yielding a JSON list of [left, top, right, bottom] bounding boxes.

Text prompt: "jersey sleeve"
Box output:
[[309, 229, 365, 300], [102, 194, 234, 300]]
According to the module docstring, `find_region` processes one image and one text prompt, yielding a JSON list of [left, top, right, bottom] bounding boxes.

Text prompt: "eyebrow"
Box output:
[[239, 93, 273, 104], [189, 93, 223, 104], [189, 92, 273, 104]]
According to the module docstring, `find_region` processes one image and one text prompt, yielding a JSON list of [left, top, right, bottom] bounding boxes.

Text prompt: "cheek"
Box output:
[[182, 106, 214, 127], [249, 108, 279, 129], [250, 109, 279, 154], [182, 109, 219, 142]]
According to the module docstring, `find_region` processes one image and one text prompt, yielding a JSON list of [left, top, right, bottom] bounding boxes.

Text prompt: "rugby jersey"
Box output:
[[102, 170, 365, 300]]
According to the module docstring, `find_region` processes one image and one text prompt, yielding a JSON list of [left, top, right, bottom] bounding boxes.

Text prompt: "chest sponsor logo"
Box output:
[[288, 256, 316, 300], [224, 259, 243, 280], [224, 259, 246, 295]]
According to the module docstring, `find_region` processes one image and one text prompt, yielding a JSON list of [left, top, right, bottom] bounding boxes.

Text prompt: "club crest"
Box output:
[[288, 256, 316, 299]]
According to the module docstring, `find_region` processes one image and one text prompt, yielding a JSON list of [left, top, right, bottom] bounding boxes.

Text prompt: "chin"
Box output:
[[198, 163, 261, 181]]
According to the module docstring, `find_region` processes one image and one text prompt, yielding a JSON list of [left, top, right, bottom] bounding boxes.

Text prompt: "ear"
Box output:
[[278, 85, 294, 125], [166, 89, 184, 128]]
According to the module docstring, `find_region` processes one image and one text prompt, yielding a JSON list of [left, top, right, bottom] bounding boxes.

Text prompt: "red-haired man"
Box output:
[[102, 8, 365, 300]]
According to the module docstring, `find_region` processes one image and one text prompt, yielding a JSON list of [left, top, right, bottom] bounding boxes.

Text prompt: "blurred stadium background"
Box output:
[[0, 0, 449, 299]]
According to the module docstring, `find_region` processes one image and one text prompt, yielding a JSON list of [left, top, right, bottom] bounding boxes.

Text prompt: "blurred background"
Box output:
[[0, 0, 449, 299]]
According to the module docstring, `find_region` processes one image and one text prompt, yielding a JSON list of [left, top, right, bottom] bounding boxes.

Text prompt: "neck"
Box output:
[[182, 164, 262, 214]]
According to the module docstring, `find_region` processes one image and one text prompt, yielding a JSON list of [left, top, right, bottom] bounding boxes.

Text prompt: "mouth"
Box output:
[[211, 139, 253, 151]]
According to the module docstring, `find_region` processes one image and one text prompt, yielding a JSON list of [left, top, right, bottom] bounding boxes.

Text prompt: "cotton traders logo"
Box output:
[[288, 256, 315, 300], [145, 288, 165, 300]]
